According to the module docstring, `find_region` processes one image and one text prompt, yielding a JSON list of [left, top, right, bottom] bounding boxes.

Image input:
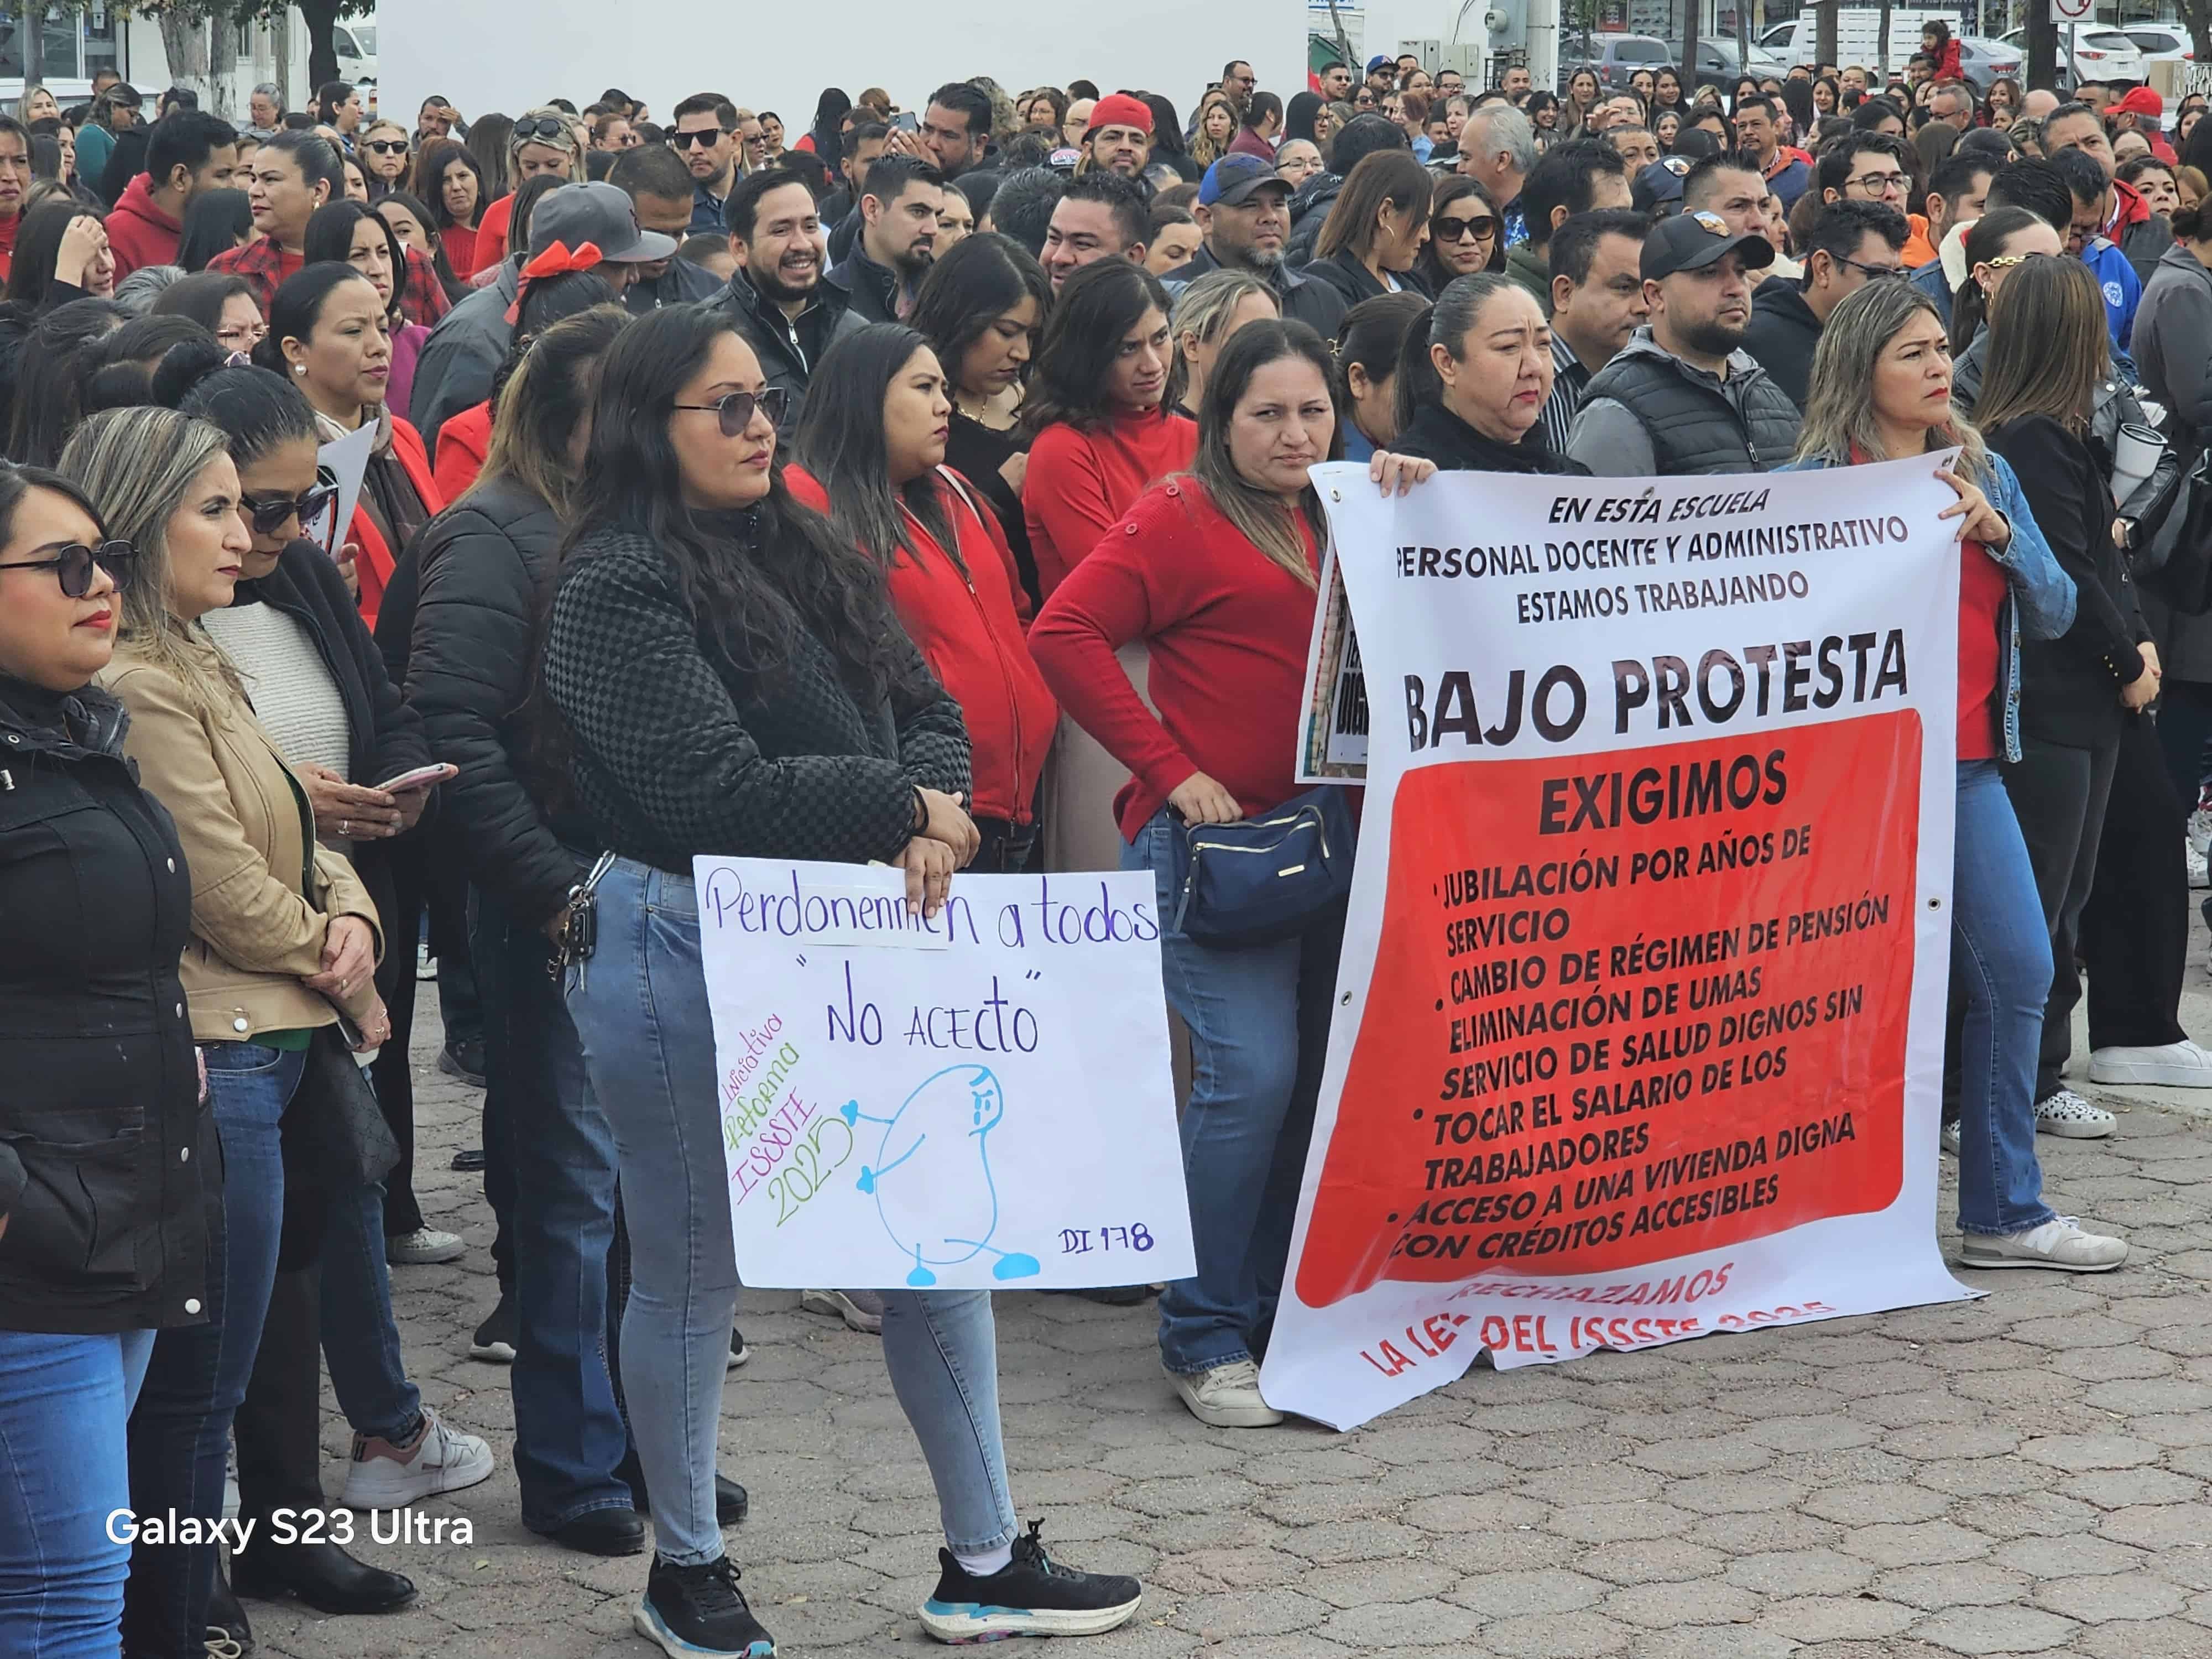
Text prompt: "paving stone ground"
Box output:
[[246, 951, 2212, 1659]]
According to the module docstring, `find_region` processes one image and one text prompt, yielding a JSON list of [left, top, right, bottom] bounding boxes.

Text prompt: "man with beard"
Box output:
[[1164, 153, 1345, 337], [715, 168, 865, 429], [1082, 93, 1154, 180], [607, 143, 728, 310], [1566, 210, 1802, 475], [671, 92, 741, 234], [830, 154, 942, 321]]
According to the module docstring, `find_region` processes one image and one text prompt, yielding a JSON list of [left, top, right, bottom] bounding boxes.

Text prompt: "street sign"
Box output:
[[2050, 0, 2093, 23]]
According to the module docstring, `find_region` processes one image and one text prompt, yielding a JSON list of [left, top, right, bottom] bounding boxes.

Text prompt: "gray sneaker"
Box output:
[[1168, 1359, 1285, 1427], [1959, 1216, 2127, 1274], [800, 1289, 885, 1333]]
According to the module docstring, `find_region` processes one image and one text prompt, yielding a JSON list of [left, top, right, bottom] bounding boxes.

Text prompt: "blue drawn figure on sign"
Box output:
[[842, 1065, 1042, 1287]]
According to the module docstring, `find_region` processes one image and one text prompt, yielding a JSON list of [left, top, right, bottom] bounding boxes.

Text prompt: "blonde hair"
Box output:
[[1794, 281, 1987, 479], [1189, 90, 1238, 166], [60, 408, 244, 714]]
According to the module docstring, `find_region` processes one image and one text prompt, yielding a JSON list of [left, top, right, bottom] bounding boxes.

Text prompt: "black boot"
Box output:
[[619, 1455, 750, 1527], [231, 1538, 418, 1615], [208, 1557, 254, 1654]]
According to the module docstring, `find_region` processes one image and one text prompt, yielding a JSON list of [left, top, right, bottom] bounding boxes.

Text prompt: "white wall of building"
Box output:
[[378, 0, 1301, 135]]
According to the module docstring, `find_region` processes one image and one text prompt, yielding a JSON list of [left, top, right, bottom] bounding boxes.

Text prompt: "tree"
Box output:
[[1816, 0, 1838, 70], [122, 0, 368, 101]]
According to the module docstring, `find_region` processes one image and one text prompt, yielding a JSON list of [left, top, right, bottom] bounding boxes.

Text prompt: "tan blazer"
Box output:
[[99, 634, 383, 1044]]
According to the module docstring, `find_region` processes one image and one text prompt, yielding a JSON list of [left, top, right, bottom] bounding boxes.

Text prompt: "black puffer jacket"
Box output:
[[0, 676, 210, 1334], [541, 509, 971, 874], [404, 476, 587, 928], [1286, 169, 1343, 267]]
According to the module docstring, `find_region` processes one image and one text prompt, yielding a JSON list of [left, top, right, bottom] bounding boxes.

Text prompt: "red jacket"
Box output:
[[1030, 476, 1320, 842], [107, 175, 181, 279], [1023, 410, 1197, 600], [432, 401, 492, 503], [1932, 36, 1962, 81], [787, 466, 1057, 826], [349, 416, 444, 633]]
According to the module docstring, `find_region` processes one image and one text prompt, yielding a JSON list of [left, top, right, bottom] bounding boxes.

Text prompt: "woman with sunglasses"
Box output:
[[358, 119, 411, 197], [0, 466, 212, 1659], [470, 109, 582, 272], [254, 263, 442, 629], [541, 304, 1144, 1656], [1415, 175, 1503, 293], [64, 404, 392, 1653]]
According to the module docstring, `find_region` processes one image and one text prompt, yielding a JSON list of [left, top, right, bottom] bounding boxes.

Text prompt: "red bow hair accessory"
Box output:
[[504, 240, 606, 324]]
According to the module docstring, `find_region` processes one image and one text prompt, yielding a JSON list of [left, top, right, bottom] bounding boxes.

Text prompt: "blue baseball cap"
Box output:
[[1366, 55, 1392, 74], [1199, 153, 1291, 208]]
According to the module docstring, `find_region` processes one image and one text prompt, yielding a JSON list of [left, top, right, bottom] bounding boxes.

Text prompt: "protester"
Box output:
[[1503, 140, 1632, 315], [472, 111, 583, 269], [1567, 212, 1802, 474], [3, 200, 116, 309], [1168, 268, 1278, 424], [1538, 207, 1651, 453], [1734, 96, 1809, 209], [1334, 290, 1427, 460], [153, 267, 265, 353], [1306, 149, 1433, 306], [1167, 154, 1344, 338], [106, 110, 239, 279], [2043, 100, 2171, 281], [0, 465, 207, 1659], [714, 167, 861, 427], [1032, 319, 1430, 1425], [1455, 103, 1536, 245], [542, 301, 1145, 1654], [210, 129, 341, 311], [606, 144, 728, 312], [1744, 198, 1909, 409], [1082, 93, 1155, 180], [2052, 147, 2142, 349], [305, 199, 431, 420], [833, 155, 943, 321], [420, 142, 489, 279], [1039, 171, 1150, 290], [670, 93, 742, 235], [1415, 175, 1503, 294], [1389, 273, 1588, 474]]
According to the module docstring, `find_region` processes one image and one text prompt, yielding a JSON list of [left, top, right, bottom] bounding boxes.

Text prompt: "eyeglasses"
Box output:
[[238, 484, 338, 536], [672, 387, 792, 435], [1845, 171, 1910, 195], [215, 320, 267, 349], [1979, 252, 2045, 272], [1434, 213, 1499, 242], [1835, 255, 1908, 280], [672, 126, 734, 149], [0, 540, 135, 598], [512, 116, 572, 146], [364, 139, 409, 155]]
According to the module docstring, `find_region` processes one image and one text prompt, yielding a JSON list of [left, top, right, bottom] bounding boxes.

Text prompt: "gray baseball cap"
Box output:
[[527, 180, 678, 265]]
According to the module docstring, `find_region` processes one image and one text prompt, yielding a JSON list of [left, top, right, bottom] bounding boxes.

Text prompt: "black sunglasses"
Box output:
[[0, 540, 134, 598], [1434, 213, 1499, 241], [671, 126, 734, 149], [239, 484, 338, 536], [364, 138, 409, 155], [672, 387, 792, 436], [512, 116, 572, 145]]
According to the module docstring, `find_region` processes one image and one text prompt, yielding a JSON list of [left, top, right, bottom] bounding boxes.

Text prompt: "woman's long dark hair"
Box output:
[[1315, 149, 1434, 263], [9, 296, 127, 465], [377, 188, 466, 299], [910, 232, 1051, 400], [176, 188, 253, 272], [154, 334, 321, 467], [416, 141, 484, 230], [808, 87, 853, 175], [4, 200, 101, 307], [561, 305, 922, 707], [794, 322, 958, 574], [1022, 257, 1171, 436], [1415, 175, 1505, 291], [1284, 91, 1323, 146], [1948, 206, 2044, 356], [1187, 320, 1334, 589], [304, 199, 408, 324]]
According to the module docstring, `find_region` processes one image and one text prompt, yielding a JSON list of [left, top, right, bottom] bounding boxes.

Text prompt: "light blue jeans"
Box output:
[[0, 1326, 156, 1656], [1124, 810, 1344, 1376], [564, 858, 1018, 1566], [1953, 761, 2059, 1235]]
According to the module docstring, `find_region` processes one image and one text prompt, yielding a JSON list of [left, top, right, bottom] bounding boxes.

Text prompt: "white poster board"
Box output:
[[694, 858, 1197, 1292], [301, 419, 374, 557], [1261, 461, 1977, 1431]]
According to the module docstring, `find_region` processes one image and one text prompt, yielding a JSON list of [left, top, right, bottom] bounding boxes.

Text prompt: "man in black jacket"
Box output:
[[827, 155, 943, 322], [1286, 113, 1408, 267], [716, 169, 865, 429], [608, 144, 731, 312], [1165, 154, 1347, 340], [1743, 199, 1908, 411]]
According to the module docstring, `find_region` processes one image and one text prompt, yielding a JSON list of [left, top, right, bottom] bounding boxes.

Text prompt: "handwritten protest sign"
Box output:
[[693, 859, 1196, 1292], [1264, 461, 1976, 1430]]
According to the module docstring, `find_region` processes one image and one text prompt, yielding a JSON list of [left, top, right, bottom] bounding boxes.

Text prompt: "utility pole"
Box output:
[[1530, 0, 1559, 95]]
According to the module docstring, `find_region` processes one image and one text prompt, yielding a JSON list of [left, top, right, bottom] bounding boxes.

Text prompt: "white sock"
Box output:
[[953, 1542, 1013, 1578]]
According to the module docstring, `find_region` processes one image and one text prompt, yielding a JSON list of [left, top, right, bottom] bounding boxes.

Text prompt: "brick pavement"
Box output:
[[245, 985, 2212, 1659]]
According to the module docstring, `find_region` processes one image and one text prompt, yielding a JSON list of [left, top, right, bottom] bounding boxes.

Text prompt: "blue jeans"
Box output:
[[125, 1040, 298, 1655], [318, 1168, 421, 1444], [1124, 811, 1344, 1376], [1953, 762, 2059, 1235], [565, 859, 1017, 1565], [0, 1327, 154, 1657], [473, 891, 633, 1533]]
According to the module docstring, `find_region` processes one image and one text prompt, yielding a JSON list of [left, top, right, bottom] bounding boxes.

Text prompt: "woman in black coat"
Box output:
[[0, 465, 210, 1655]]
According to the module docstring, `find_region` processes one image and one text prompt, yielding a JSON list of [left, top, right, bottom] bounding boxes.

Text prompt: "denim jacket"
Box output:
[[1779, 451, 2077, 764]]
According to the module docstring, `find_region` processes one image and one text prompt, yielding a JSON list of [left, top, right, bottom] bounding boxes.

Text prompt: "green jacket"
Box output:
[[1505, 239, 1552, 317]]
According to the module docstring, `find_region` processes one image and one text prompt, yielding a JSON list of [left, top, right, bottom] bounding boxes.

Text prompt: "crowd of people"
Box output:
[[1, 35, 2205, 1659]]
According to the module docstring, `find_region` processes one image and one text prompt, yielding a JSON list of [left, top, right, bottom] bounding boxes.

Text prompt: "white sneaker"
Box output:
[[2189, 843, 2210, 890], [339, 1405, 495, 1509], [1168, 1359, 1285, 1427], [2033, 1089, 2116, 1139], [2190, 805, 2212, 858], [2089, 1039, 2212, 1089], [385, 1227, 466, 1265], [800, 1288, 885, 1333], [1940, 1120, 1961, 1157], [1959, 1216, 2128, 1273]]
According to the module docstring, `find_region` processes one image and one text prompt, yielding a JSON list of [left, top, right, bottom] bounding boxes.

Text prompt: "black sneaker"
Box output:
[[439, 1039, 487, 1088], [468, 1292, 516, 1363], [634, 1556, 775, 1657], [918, 1521, 1142, 1643], [449, 1147, 487, 1172]]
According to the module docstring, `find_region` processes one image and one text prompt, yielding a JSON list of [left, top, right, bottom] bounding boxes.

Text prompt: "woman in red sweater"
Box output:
[[1032, 320, 1431, 1428], [1023, 258, 1197, 874], [791, 323, 1057, 870]]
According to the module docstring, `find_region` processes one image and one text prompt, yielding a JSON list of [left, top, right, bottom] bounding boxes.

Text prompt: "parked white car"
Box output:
[[333, 20, 376, 88], [1999, 26, 2145, 87], [2124, 22, 2195, 70]]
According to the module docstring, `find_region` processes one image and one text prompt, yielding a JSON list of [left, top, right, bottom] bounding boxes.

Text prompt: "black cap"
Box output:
[[1640, 210, 1777, 282], [1632, 156, 1691, 216]]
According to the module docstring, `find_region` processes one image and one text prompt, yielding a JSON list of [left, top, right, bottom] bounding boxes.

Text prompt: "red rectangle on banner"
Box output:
[[1295, 712, 1922, 1308]]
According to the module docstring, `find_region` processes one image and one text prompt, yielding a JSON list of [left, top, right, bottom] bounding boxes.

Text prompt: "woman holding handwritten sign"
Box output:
[[541, 305, 1143, 1657]]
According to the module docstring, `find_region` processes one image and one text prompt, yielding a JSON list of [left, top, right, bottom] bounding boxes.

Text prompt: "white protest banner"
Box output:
[[1261, 460, 1977, 1431], [693, 858, 1196, 1292], [302, 419, 376, 556]]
